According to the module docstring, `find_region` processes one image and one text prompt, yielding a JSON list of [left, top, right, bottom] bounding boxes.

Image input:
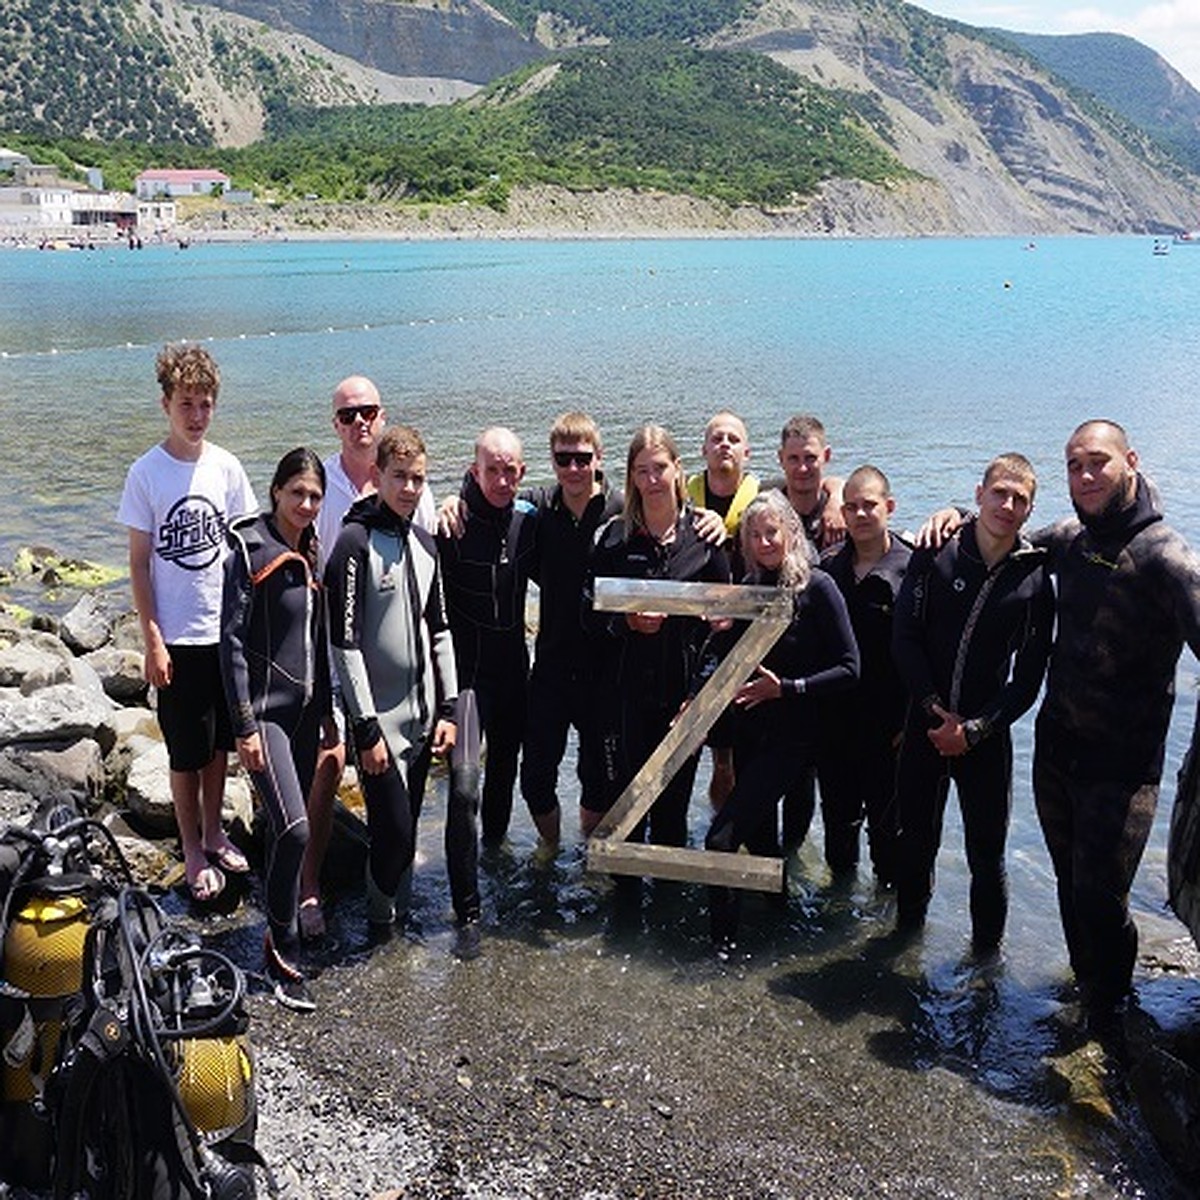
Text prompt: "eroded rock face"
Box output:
[[202, 0, 541, 83]]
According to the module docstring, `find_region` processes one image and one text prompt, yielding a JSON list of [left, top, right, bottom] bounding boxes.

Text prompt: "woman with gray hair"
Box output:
[[704, 489, 860, 952]]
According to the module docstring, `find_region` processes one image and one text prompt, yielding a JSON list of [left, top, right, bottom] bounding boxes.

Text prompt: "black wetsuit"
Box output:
[[520, 477, 623, 819], [1031, 476, 1200, 1012], [222, 513, 331, 953], [816, 535, 912, 880], [586, 510, 731, 847], [704, 569, 859, 941], [437, 476, 538, 845], [892, 519, 1054, 950]]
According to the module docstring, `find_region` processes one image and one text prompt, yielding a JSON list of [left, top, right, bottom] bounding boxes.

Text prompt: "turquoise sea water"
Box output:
[[3, 235, 1200, 1193]]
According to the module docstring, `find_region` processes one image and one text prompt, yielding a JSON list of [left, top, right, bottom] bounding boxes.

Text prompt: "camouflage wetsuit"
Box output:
[[1032, 475, 1200, 1015]]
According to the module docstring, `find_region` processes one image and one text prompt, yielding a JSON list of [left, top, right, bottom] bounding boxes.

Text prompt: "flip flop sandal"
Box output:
[[188, 863, 226, 903], [207, 842, 250, 875]]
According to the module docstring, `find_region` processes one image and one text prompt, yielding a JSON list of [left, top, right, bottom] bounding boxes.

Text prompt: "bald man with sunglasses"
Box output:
[[315, 375, 435, 558], [301, 375, 436, 937]]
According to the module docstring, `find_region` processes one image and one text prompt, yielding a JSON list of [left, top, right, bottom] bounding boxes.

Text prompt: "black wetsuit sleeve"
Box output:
[[972, 564, 1054, 737], [220, 535, 258, 740], [792, 576, 860, 697], [1159, 532, 1200, 662], [892, 547, 941, 713], [313, 583, 334, 724]]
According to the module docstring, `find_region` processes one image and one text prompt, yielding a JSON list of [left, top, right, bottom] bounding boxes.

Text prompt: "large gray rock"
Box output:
[[0, 738, 105, 810], [124, 741, 257, 845], [59, 593, 113, 654], [124, 735, 174, 834], [85, 646, 147, 703], [110, 612, 144, 653], [0, 683, 113, 747], [0, 640, 72, 694]]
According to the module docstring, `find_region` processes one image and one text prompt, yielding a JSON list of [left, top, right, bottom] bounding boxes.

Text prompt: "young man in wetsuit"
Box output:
[[1030, 421, 1200, 1033], [766, 414, 846, 852], [436, 426, 538, 847], [301, 375, 436, 939], [892, 453, 1054, 956], [325, 426, 479, 946], [519, 413, 623, 852], [817, 465, 911, 883]]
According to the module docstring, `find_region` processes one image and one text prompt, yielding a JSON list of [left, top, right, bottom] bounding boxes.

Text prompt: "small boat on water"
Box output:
[[1153, 238, 1171, 255], [1172, 230, 1200, 245]]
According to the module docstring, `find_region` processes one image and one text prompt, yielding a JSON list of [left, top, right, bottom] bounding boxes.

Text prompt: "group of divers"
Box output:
[[118, 342, 1200, 1027]]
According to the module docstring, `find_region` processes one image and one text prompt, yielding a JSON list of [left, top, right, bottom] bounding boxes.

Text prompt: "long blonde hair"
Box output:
[[623, 424, 686, 531], [739, 490, 811, 591]]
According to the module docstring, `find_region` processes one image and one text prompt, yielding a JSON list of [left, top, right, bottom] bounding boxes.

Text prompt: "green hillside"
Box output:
[[487, 0, 752, 40], [0, 0, 210, 143], [18, 43, 904, 208]]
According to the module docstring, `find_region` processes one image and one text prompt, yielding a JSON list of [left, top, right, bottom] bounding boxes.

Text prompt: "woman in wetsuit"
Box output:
[[222, 447, 335, 1011], [704, 489, 859, 950], [584, 424, 731, 847]]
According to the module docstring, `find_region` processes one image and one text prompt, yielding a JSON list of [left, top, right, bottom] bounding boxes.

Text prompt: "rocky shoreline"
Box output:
[[174, 178, 979, 243]]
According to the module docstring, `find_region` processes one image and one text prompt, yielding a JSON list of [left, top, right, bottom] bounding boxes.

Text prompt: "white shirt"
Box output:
[[118, 441, 257, 644]]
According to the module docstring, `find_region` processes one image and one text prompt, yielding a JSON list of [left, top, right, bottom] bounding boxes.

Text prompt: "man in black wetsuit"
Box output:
[[519, 413, 623, 851], [436, 427, 537, 847], [1031, 420, 1200, 1032], [817, 465, 911, 883], [893, 453, 1054, 955]]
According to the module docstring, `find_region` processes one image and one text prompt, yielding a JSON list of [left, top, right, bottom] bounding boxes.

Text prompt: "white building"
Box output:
[[135, 168, 230, 199]]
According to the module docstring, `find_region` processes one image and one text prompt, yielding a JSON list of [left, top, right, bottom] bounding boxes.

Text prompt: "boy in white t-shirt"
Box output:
[[118, 343, 257, 902]]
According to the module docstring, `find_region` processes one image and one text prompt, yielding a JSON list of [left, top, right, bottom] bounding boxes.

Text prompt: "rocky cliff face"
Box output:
[[202, 0, 541, 83], [720, 0, 1197, 234]]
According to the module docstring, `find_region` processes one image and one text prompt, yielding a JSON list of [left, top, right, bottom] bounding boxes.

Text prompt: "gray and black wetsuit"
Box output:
[[326, 496, 478, 922]]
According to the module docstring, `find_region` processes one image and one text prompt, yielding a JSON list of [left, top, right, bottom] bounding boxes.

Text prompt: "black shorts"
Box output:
[[156, 643, 234, 771]]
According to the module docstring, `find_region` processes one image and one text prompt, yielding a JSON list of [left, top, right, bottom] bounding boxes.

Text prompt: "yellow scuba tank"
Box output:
[[1, 890, 90, 1103], [171, 1033, 254, 1139]]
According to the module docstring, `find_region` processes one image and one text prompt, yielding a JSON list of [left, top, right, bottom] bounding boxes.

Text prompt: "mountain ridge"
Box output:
[[2, 0, 1198, 235]]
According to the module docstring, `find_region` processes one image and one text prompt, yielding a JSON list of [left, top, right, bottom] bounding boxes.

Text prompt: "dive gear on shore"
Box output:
[[0, 800, 274, 1198]]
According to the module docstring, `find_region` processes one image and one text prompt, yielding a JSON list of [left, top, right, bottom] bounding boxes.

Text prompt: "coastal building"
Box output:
[[0, 147, 31, 173], [134, 168, 230, 199]]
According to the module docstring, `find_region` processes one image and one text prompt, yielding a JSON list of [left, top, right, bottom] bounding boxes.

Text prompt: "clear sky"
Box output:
[[918, 1, 1200, 91]]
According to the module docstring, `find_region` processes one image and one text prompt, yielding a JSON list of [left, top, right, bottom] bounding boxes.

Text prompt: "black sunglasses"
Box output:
[[553, 450, 594, 468], [336, 404, 380, 426]]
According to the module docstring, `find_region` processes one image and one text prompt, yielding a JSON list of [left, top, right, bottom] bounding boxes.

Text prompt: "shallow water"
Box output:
[[5, 235, 1200, 1193]]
